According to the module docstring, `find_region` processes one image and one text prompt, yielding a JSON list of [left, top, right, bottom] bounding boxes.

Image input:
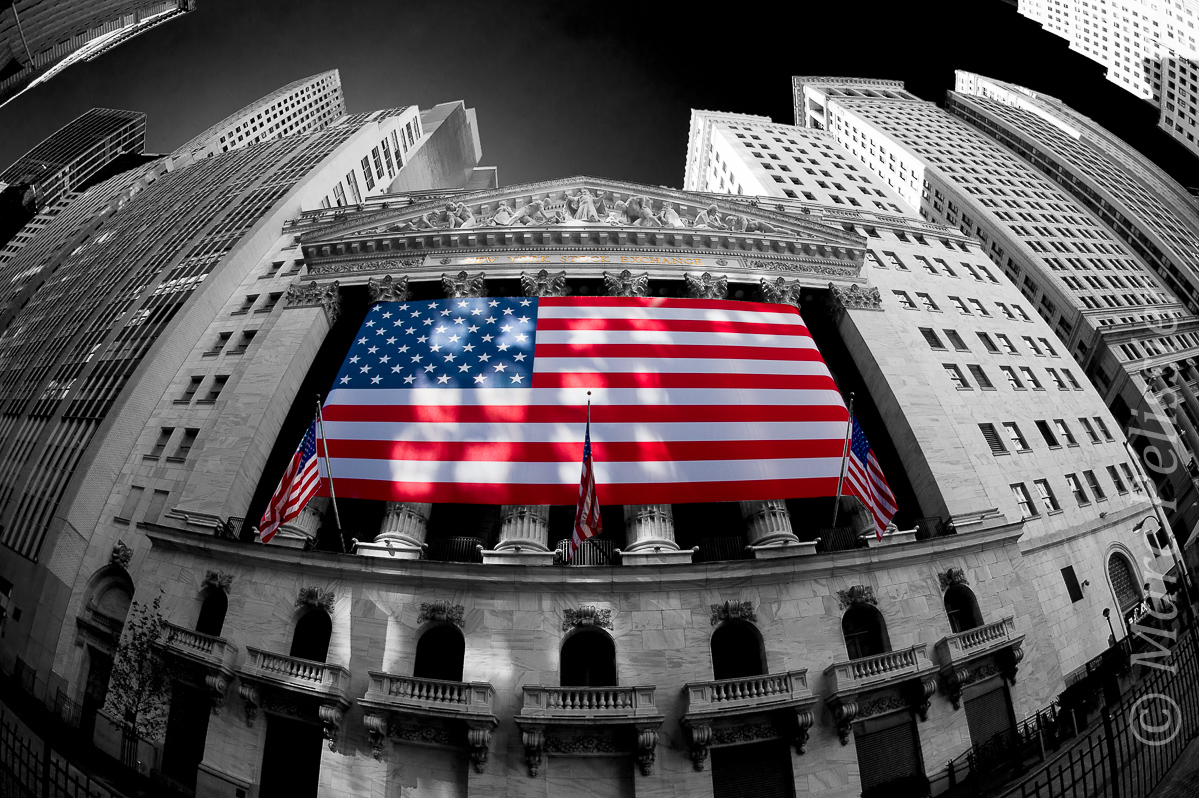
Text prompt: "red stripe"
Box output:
[[530, 372, 839, 390], [536, 317, 811, 336], [324, 438, 846, 463], [533, 343, 825, 361], [326, 476, 842, 505], [321, 404, 849, 424], [540, 296, 801, 315]]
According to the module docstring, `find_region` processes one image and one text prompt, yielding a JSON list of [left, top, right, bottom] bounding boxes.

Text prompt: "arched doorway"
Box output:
[[195, 589, 227, 637], [79, 570, 133, 740], [711, 621, 767, 680], [413, 625, 465, 682], [944, 585, 983, 633], [560, 629, 617, 687], [289, 609, 332, 662], [1109, 551, 1143, 629], [842, 605, 889, 660]]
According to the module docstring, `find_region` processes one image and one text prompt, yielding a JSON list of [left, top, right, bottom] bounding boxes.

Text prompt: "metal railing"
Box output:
[[915, 516, 954, 541], [816, 526, 864, 552], [554, 538, 617, 566], [424, 536, 484, 563], [693, 535, 752, 563]]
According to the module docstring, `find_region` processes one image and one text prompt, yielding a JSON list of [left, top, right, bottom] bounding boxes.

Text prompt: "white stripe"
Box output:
[[533, 357, 833, 376], [323, 420, 848, 444], [535, 329, 816, 348], [539, 305, 806, 325], [325, 456, 846, 485], [326, 387, 847, 407]]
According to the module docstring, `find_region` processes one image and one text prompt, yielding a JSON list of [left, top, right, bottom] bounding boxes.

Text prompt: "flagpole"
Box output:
[[831, 392, 854, 529], [567, 392, 592, 565], [316, 395, 344, 551]]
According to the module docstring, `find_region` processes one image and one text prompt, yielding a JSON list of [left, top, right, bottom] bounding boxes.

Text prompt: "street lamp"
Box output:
[[1103, 607, 1117, 647]]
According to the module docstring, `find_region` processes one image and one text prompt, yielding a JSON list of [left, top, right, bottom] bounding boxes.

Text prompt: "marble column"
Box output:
[[621, 504, 693, 565], [357, 501, 431, 560], [272, 498, 327, 549], [1166, 396, 1199, 467], [740, 500, 815, 559], [1170, 363, 1199, 433]]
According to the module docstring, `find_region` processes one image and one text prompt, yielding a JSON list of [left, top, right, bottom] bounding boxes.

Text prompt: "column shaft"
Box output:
[[495, 504, 550, 552]]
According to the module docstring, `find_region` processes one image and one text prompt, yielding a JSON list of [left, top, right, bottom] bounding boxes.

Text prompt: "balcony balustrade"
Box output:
[[158, 621, 238, 713], [680, 670, 817, 770], [553, 538, 618, 566], [360, 672, 498, 771], [516, 685, 664, 777], [935, 616, 1025, 709], [823, 644, 938, 745], [237, 647, 352, 750]]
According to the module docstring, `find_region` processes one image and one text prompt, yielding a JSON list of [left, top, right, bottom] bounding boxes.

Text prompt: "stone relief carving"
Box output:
[[759, 277, 802, 307], [389, 718, 456, 747], [711, 722, 779, 746], [417, 600, 465, 627], [363, 713, 387, 760], [684, 272, 728, 299], [562, 605, 613, 632], [202, 570, 233, 593], [836, 585, 877, 610], [110, 540, 133, 570], [522, 727, 544, 776], [635, 727, 658, 776], [938, 567, 969, 591], [602, 269, 650, 298], [309, 258, 421, 276], [544, 733, 621, 754], [750, 258, 859, 278], [204, 673, 229, 714], [296, 586, 335, 614], [238, 683, 259, 726], [466, 723, 493, 773], [709, 600, 757, 626], [520, 269, 568, 297], [441, 270, 487, 298], [318, 704, 344, 751], [367, 274, 411, 303], [284, 280, 341, 325], [828, 282, 883, 313], [857, 693, 909, 720]]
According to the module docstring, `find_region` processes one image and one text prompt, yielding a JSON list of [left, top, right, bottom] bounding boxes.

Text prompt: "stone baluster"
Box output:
[[358, 501, 431, 560]]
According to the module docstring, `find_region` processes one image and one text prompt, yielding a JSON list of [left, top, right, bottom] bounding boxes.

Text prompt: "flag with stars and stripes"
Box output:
[[318, 296, 850, 505], [843, 416, 897, 540], [569, 408, 602, 561], [259, 417, 321, 543]]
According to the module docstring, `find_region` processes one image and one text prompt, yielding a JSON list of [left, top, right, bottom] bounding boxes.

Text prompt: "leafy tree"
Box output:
[[104, 592, 171, 749]]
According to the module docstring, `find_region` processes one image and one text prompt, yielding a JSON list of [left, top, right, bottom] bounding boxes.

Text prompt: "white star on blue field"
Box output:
[[333, 298, 539, 389]]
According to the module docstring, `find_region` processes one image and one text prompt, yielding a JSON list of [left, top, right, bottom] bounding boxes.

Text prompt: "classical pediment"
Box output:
[[299, 176, 862, 250]]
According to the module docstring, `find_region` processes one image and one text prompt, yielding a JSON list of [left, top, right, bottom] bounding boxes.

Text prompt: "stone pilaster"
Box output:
[[741, 499, 815, 559], [357, 501, 430, 560], [622, 504, 693, 565]]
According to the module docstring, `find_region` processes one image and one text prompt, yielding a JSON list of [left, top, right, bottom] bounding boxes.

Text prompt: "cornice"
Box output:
[[143, 521, 1025, 593]]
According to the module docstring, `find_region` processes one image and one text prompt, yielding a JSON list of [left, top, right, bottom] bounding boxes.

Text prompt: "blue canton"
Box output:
[[298, 420, 317, 462], [850, 419, 871, 463], [334, 298, 540, 389]]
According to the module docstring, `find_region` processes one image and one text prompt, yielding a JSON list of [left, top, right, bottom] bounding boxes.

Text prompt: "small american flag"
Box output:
[[844, 416, 897, 540], [259, 418, 321, 543], [569, 409, 601, 561]]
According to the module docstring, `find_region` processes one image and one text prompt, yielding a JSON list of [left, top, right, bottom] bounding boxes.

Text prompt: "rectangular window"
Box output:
[[996, 334, 1018, 354], [1000, 366, 1023, 389], [883, 251, 909, 270], [950, 296, 971, 314], [381, 138, 395, 177], [944, 364, 970, 389], [1038, 337, 1058, 357], [1107, 465, 1128, 494], [1013, 305, 1032, 321], [1054, 419, 1078, 446], [361, 157, 375, 190], [968, 298, 990, 316], [921, 328, 945, 349], [266, 261, 284, 278], [1084, 470, 1107, 500], [149, 428, 173, 458], [182, 377, 202, 403], [1066, 473, 1089, 505], [172, 428, 198, 461], [977, 332, 1000, 353], [346, 170, 362, 204], [1094, 417, 1114, 441], [1079, 417, 1099, 443], [996, 302, 1016, 320], [916, 292, 939, 311], [1003, 422, 1029, 450], [893, 290, 917, 310], [916, 256, 938, 275], [1062, 566, 1085, 602], [1035, 479, 1061, 513], [117, 486, 144, 521], [203, 375, 228, 402], [1019, 366, 1043, 389], [332, 182, 346, 207], [231, 329, 256, 354], [1045, 368, 1068, 390], [1012, 483, 1038, 518], [207, 332, 231, 355], [980, 423, 1007, 454], [235, 295, 258, 314], [944, 330, 969, 350], [145, 490, 170, 524], [258, 292, 282, 313], [1036, 420, 1060, 447], [1063, 369, 1082, 390], [371, 146, 385, 179], [967, 364, 994, 389], [1120, 463, 1141, 492], [1022, 336, 1044, 356]]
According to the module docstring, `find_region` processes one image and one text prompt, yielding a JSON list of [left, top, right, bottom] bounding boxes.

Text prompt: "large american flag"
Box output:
[[318, 296, 849, 505], [843, 416, 897, 540], [259, 418, 321, 543]]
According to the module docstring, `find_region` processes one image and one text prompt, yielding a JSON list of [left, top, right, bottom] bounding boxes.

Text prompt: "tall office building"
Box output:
[[0, 75, 1176, 798], [793, 75, 1199, 542], [0, 1, 193, 109], [1010, 0, 1199, 158]]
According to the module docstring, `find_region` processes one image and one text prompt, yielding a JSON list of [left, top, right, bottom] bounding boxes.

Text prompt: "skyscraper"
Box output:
[[0, 1, 194, 109], [793, 75, 1199, 541], [1009, 0, 1199, 158]]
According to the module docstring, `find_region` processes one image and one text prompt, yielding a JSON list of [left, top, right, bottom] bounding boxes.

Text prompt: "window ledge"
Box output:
[[1048, 509, 1064, 516], [165, 456, 187, 464], [202, 352, 219, 358], [980, 386, 996, 391], [142, 454, 161, 462], [113, 516, 131, 525], [254, 308, 274, 314], [956, 386, 973, 391], [230, 310, 248, 316], [195, 399, 217, 405], [993, 451, 1011, 457], [173, 399, 191, 405]]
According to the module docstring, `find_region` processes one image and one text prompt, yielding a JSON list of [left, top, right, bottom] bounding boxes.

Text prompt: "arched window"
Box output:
[[289, 609, 332, 662], [944, 585, 983, 634], [842, 605, 889, 661], [711, 621, 767, 680], [413, 625, 465, 682], [1109, 552, 1142, 615], [195, 589, 228, 637], [91, 581, 132, 626], [560, 629, 617, 687]]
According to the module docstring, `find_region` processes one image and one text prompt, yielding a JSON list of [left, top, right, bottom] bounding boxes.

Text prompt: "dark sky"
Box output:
[[4, 0, 1199, 191]]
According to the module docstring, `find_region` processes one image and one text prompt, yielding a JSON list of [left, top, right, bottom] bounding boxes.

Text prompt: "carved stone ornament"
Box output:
[[388, 718, 456, 747], [711, 721, 780, 746], [901, 678, 938, 722], [684, 272, 728, 300], [938, 567, 969, 591], [836, 585, 877, 611], [318, 704, 344, 751], [635, 726, 658, 776], [562, 605, 613, 632], [521, 269, 567, 297], [466, 723, 493, 773], [522, 727, 545, 776], [417, 600, 465, 627], [284, 280, 341, 324], [749, 258, 859, 278], [759, 277, 802, 307], [296, 586, 335, 614], [857, 693, 909, 721], [831, 699, 858, 745], [110, 540, 133, 570], [944, 661, 1004, 710], [204, 673, 229, 714], [603, 269, 650, 297], [684, 722, 713, 770], [309, 257, 420, 277], [441, 270, 487, 298], [710, 600, 757, 626], [203, 570, 233, 593], [367, 274, 411, 303], [828, 281, 883, 314], [364, 713, 387, 760], [239, 683, 259, 727], [544, 732, 621, 754]]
